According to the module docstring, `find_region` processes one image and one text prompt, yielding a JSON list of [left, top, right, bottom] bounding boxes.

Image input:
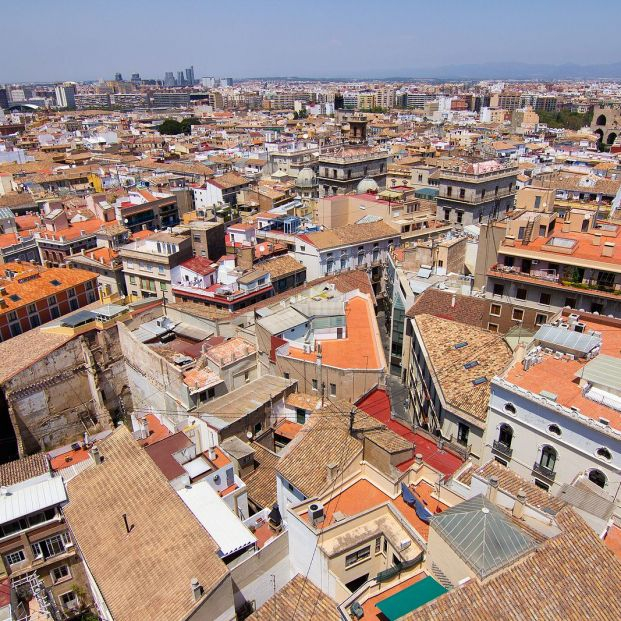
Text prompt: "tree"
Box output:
[[159, 117, 201, 135]]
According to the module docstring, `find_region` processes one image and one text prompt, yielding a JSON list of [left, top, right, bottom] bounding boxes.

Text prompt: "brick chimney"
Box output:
[[602, 242, 615, 258]]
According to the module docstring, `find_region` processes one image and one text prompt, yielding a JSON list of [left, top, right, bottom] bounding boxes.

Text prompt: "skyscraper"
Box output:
[[177, 71, 185, 87], [114, 73, 123, 82], [54, 84, 76, 109], [0, 88, 8, 110], [164, 72, 175, 87], [185, 66, 195, 86], [131, 73, 141, 84]]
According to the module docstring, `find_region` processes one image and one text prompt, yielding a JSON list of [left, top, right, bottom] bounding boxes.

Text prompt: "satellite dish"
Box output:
[[259, 245, 265, 252], [246, 431, 253, 440]]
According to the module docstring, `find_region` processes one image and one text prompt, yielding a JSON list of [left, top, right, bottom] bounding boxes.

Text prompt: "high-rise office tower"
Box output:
[[200, 77, 215, 88], [177, 71, 185, 86], [114, 73, 123, 82], [54, 84, 76, 109], [0, 88, 8, 110], [131, 73, 141, 83], [221, 77, 233, 87], [164, 72, 176, 87], [185, 66, 195, 86]]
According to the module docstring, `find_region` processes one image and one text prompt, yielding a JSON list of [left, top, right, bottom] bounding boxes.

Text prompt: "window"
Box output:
[[375, 537, 382, 554], [535, 313, 547, 326], [547, 424, 561, 436], [311, 379, 318, 391], [490, 303, 502, 316], [29, 314, 41, 328], [5, 549, 25, 566], [51, 306, 60, 319], [459, 188, 465, 199], [48, 295, 57, 305], [457, 423, 469, 446], [539, 446, 557, 471], [345, 546, 371, 568], [329, 383, 336, 397], [9, 322, 22, 337], [597, 447, 612, 461], [487, 322, 499, 333], [493, 283, 504, 296], [59, 591, 79, 611], [326, 259, 334, 274], [534, 479, 549, 491], [27, 304, 37, 314], [158, 265, 165, 274], [512, 308, 524, 321], [443, 208, 450, 220], [516, 288, 527, 301], [447, 187, 452, 197], [498, 424, 513, 448], [283, 372, 290, 380], [129, 275, 136, 285], [564, 297, 576, 309], [539, 292, 551, 305], [296, 408, 306, 425], [32, 532, 71, 560], [254, 422, 262, 434], [67, 288, 76, 298], [588, 469, 607, 489], [504, 403, 516, 414], [504, 256, 514, 268], [69, 298, 79, 311], [300, 245, 306, 252], [7, 311, 17, 322], [51, 565, 71, 584], [456, 211, 463, 224], [160, 282, 168, 291]]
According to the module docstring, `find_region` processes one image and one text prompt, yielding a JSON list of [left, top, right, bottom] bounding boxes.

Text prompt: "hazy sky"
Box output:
[[2, 0, 620, 82]]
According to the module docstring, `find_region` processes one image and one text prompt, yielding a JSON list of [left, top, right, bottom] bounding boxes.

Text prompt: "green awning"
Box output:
[[376, 576, 447, 621]]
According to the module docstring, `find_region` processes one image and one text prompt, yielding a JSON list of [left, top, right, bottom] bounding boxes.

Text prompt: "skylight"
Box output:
[[454, 341, 468, 349], [472, 377, 488, 386], [50, 279, 62, 286], [9, 294, 20, 302], [464, 360, 479, 370]]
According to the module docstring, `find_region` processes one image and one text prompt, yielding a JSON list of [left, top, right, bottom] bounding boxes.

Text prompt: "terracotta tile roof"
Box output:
[[473, 460, 566, 514], [244, 442, 280, 509], [285, 392, 322, 411], [0, 326, 73, 384], [208, 172, 250, 190], [64, 427, 228, 621], [404, 508, 621, 621], [248, 573, 340, 621], [274, 419, 303, 441], [258, 254, 306, 279], [0, 263, 96, 315], [299, 221, 397, 250], [205, 337, 256, 367], [0, 453, 49, 485], [144, 432, 194, 480], [406, 289, 487, 326], [413, 314, 513, 423]]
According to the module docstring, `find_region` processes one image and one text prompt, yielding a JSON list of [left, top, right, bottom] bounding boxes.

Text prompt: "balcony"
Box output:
[[532, 462, 556, 482], [488, 264, 621, 300], [438, 187, 516, 205], [492, 440, 513, 459]]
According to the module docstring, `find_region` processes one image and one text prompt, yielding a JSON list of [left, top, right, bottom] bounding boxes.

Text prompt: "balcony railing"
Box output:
[[533, 462, 556, 481], [492, 440, 513, 459], [438, 187, 515, 204]]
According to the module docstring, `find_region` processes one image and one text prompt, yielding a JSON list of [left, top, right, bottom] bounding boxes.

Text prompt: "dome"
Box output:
[[357, 177, 379, 194], [296, 167, 317, 188]]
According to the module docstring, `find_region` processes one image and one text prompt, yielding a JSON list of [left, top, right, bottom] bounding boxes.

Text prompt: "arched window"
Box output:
[[548, 424, 561, 436], [540, 445, 557, 471], [606, 132, 617, 146], [597, 447, 612, 461], [498, 424, 513, 448], [596, 114, 607, 126], [588, 469, 606, 489], [504, 403, 516, 415]]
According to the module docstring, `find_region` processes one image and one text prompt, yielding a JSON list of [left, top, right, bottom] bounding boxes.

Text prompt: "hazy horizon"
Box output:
[[2, 0, 620, 83]]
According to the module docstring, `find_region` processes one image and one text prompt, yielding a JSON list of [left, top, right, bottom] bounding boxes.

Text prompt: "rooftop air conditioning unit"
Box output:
[[308, 502, 325, 526]]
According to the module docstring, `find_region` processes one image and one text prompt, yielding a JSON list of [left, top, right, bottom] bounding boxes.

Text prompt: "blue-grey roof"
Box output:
[[534, 324, 601, 355], [431, 495, 537, 579], [0, 207, 15, 220], [60, 310, 96, 327]]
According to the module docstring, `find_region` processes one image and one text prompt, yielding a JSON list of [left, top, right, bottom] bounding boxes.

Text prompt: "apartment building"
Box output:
[[63, 427, 236, 621], [113, 189, 180, 233], [0, 262, 98, 341], [194, 173, 251, 209], [120, 231, 193, 302], [317, 147, 390, 197], [436, 159, 518, 226], [481, 311, 621, 510], [403, 313, 513, 460], [256, 289, 385, 403], [187, 220, 226, 260], [0, 454, 91, 618], [293, 221, 399, 295], [484, 208, 621, 317]]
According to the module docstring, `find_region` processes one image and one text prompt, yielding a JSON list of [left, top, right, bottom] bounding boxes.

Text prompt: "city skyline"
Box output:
[[2, 0, 621, 83]]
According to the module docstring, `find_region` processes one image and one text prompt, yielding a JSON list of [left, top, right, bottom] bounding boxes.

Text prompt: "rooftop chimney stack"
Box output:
[[488, 475, 499, 504], [91, 446, 103, 465], [191, 578, 204, 602], [513, 488, 526, 520]]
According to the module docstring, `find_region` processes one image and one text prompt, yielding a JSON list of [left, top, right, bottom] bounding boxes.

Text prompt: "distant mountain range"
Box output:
[[249, 62, 621, 82]]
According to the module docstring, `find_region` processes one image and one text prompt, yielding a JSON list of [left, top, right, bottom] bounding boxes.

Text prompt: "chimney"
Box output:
[[561, 221, 571, 233], [513, 488, 526, 520], [451, 294, 456, 308], [191, 578, 204, 602], [504, 235, 515, 247], [208, 447, 217, 461], [488, 475, 499, 503], [415, 453, 423, 465], [602, 242, 615, 258], [592, 233, 602, 246], [327, 462, 339, 482], [91, 446, 103, 465]]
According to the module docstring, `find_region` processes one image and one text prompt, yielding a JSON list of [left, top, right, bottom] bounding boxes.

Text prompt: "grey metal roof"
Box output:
[[0, 207, 15, 220], [430, 495, 537, 579], [257, 307, 307, 335], [576, 354, 621, 392], [94, 304, 128, 318], [292, 298, 345, 319], [534, 325, 601, 355], [173, 322, 213, 341], [60, 310, 96, 327], [557, 482, 615, 521]]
